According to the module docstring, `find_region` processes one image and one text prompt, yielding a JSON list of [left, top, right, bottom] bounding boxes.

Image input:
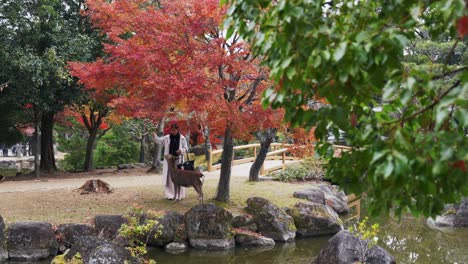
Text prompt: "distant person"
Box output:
[[1, 145, 7, 156], [153, 123, 189, 200]]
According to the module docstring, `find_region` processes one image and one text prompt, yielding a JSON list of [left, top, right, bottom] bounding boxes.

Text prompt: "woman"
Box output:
[[153, 123, 189, 200]]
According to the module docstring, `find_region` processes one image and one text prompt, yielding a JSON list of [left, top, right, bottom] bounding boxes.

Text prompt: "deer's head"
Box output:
[[164, 154, 177, 163]]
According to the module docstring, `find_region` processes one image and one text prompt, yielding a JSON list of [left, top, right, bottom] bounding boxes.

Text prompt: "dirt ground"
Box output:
[[0, 167, 308, 225]]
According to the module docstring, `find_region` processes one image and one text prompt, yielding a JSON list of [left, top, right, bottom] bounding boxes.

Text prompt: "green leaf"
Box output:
[[321, 50, 331, 61], [333, 42, 347, 62], [225, 26, 235, 40], [371, 151, 388, 165], [281, 56, 293, 69], [286, 67, 297, 80], [383, 160, 394, 179], [435, 108, 449, 130]]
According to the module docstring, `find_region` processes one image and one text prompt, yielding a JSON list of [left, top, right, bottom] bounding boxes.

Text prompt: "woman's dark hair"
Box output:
[[171, 123, 179, 130]]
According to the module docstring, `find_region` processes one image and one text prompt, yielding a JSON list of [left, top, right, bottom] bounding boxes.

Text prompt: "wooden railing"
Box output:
[[206, 143, 353, 174], [346, 193, 361, 221], [206, 143, 297, 174]]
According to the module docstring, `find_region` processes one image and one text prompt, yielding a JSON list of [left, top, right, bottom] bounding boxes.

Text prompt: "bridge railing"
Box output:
[[206, 143, 353, 174], [206, 143, 298, 174]]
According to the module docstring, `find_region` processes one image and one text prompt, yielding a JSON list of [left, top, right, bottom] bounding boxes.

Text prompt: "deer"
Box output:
[[164, 154, 204, 204]]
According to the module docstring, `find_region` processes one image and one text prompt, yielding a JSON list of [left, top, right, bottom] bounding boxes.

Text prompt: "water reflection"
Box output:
[[148, 236, 330, 264], [150, 215, 468, 264], [5, 216, 468, 264], [376, 216, 468, 264]]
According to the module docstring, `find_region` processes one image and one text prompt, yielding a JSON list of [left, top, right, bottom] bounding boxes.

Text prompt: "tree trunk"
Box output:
[[149, 119, 165, 172], [203, 125, 211, 162], [139, 136, 145, 163], [33, 111, 40, 178], [249, 128, 277, 181], [215, 124, 233, 202], [84, 127, 98, 171], [39, 112, 56, 173]]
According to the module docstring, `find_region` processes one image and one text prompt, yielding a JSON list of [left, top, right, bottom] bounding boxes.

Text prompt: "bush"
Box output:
[[94, 126, 139, 167], [119, 206, 162, 263], [272, 156, 325, 182], [57, 132, 87, 172], [57, 124, 139, 171]]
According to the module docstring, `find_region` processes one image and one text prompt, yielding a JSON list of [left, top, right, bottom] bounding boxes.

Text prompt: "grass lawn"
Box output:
[[0, 175, 311, 225]]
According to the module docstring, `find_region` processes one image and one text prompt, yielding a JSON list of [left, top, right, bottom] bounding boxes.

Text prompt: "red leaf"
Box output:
[[457, 16, 468, 38]]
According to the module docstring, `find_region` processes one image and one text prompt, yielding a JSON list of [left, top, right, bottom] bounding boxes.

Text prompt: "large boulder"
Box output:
[[232, 214, 257, 232], [65, 235, 137, 263], [184, 203, 235, 250], [429, 198, 468, 228], [148, 211, 185, 246], [234, 229, 275, 248], [313, 230, 395, 264], [293, 189, 325, 205], [56, 223, 96, 252], [245, 197, 296, 242], [453, 198, 468, 227], [0, 215, 7, 261], [294, 183, 349, 214], [94, 215, 127, 241], [7, 221, 58, 260], [88, 241, 139, 264], [286, 202, 343, 237], [64, 235, 101, 262]]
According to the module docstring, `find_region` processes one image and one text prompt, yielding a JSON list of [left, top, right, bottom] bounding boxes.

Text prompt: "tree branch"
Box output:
[[444, 39, 459, 66], [432, 66, 467, 80], [384, 80, 461, 125]]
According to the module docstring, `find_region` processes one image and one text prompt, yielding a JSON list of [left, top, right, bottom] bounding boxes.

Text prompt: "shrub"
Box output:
[[119, 206, 162, 264], [348, 216, 380, 247], [94, 126, 139, 166], [272, 156, 325, 182], [57, 132, 87, 172], [57, 124, 139, 171]]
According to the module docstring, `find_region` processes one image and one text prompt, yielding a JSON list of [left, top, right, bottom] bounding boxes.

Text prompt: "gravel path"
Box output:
[[0, 160, 298, 193]]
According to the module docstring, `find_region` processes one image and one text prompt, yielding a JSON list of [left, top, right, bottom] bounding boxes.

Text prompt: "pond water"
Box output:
[[150, 215, 468, 264], [6, 214, 468, 264]]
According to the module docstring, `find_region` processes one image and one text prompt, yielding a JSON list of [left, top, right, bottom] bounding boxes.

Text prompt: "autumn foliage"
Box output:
[[69, 0, 279, 141]]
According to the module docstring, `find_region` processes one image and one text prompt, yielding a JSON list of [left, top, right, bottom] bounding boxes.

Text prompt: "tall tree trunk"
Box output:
[[39, 111, 56, 173], [149, 118, 165, 172], [139, 136, 145, 163], [33, 109, 40, 178], [249, 128, 277, 181], [84, 127, 98, 171], [215, 123, 233, 202], [203, 125, 211, 162]]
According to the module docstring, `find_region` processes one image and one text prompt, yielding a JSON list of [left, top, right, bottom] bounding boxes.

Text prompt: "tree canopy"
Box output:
[[223, 0, 468, 217], [0, 0, 102, 172], [71, 0, 282, 201]]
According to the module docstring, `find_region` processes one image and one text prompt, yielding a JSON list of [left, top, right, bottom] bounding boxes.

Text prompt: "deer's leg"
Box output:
[[175, 184, 181, 201], [193, 184, 204, 204]]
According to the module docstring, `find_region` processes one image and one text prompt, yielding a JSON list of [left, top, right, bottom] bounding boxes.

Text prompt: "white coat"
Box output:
[[154, 134, 189, 186]]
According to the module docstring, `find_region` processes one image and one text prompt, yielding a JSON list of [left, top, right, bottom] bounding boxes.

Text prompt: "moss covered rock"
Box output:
[[0, 215, 7, 261], [148, 211, 184, 246], [7, 221, 58, 261], [185, 203, 235, 250], [286, 202, 343, 237], [245, 197, 296, 242]]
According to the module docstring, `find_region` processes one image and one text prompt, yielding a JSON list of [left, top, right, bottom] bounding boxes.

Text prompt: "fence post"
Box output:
[[282, 151, 286, 168], [207, 149, 213, 172], [253, 146, 257, 158]]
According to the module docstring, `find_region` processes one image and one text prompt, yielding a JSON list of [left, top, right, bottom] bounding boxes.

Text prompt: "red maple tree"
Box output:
[[70, 0, 283, 201]]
